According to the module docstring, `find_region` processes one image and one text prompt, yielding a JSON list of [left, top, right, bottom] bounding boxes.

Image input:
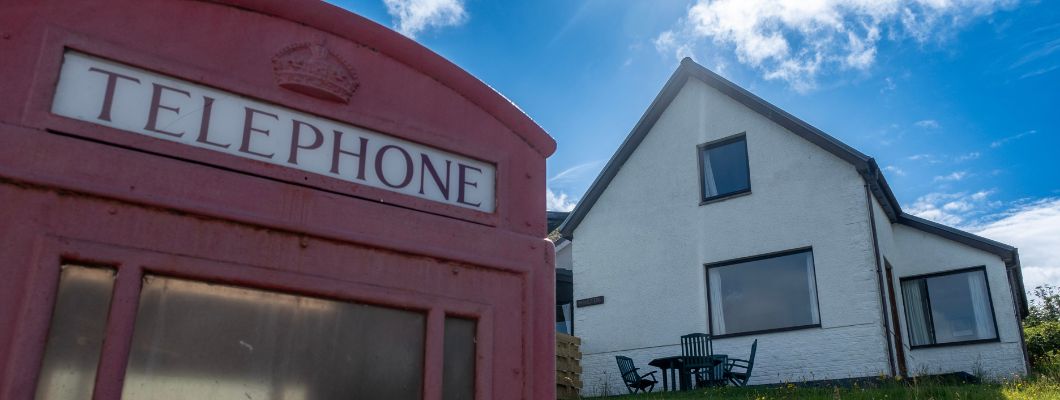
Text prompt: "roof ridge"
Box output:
[[558, 58, 889, 237]]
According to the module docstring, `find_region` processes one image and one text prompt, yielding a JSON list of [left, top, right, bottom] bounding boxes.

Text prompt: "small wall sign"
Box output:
[[576, 296, 604, 308]]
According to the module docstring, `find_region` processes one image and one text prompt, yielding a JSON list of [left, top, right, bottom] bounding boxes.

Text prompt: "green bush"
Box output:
[[1025, 321, 1060, 368]]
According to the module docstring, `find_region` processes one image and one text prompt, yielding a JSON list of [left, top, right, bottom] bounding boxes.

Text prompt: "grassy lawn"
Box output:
[[601, 375, 1060, 399]]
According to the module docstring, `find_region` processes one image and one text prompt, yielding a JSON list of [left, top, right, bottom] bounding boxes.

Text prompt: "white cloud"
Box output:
[[547, 188, 577, 212], [655, 0, 1017, 91], [972, 198, 1060, 289], [933, 171, 968, 182], [943, 200, 973, 212], [654, 30, 695, 61], [881, 76, 897, 93], [907, 153, 933, 161], [544, 161, 601, 212], [883, 165, 907, 176], [1020, 65, 1060, 80], [909, 198, 964, 225], [955, 151, 981, 162], [549, 160, 604, 185], [383, 0, 467, 38], [990, 129, 1038, 148], [914, 119, 940, 129], [907, 189, 997, 226]]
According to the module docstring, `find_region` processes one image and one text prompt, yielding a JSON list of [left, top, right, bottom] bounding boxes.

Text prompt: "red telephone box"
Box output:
[[0, 1, 556, 399]]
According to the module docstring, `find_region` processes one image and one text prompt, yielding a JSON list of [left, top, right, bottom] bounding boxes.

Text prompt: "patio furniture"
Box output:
[[693, 355, 728, 388], [681, 333, 723, 388], [723, 339, 757, 387], [616, 356, 658, 394], [649, 354, 729, 392], [648, 356, 684, 392]]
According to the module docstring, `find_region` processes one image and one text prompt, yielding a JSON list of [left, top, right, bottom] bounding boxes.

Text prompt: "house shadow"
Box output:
[[603, 372, 1011, 399]]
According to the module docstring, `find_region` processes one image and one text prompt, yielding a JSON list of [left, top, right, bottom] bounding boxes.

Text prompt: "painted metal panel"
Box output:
[[0, 1, 556, 399]]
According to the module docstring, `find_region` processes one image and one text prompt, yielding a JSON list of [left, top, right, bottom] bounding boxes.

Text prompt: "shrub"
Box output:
[[1027, 285, 1060, 327], [1025, 321, 1060, 368]]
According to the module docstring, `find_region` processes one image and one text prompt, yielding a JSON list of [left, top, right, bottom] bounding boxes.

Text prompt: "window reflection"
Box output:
[[708, 250, 820, 336], [700, 136, 750, 200], [556, 303, 572, 334], [442, 317, 476, 400], [35, 265, 116, 400], [902, 269, 997, 347], [121, 276, 425, 400]]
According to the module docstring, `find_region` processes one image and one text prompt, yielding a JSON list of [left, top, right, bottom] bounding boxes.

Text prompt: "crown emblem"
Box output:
[[272, 42, 359, 103]]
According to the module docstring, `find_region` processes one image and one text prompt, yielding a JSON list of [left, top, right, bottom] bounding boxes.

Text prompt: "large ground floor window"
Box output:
[[706, 248, 821, 337], [901, 267, 998, 348]]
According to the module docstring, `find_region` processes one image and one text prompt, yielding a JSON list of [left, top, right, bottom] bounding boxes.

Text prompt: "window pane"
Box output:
[[442, 317, 476, 400], [35, 265, 115, 400], [708, 251, 819, 335], [926, 270, 997, 344], [900, 279, 933, 347], [556, 303, 572, 334], [701, 138, 750, 199], [121, 276, 425, 400]]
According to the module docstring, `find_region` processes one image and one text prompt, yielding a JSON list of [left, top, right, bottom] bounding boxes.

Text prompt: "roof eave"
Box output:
[[858, 159, 901, 221]]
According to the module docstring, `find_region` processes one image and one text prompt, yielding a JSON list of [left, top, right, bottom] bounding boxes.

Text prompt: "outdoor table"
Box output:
[[649, 355, 727, 391], [648, 356, 683, 392]]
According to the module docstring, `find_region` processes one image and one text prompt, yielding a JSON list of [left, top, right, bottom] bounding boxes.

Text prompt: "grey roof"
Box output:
[[557, 57, 1026, 315], [547, 211, 570, 233]]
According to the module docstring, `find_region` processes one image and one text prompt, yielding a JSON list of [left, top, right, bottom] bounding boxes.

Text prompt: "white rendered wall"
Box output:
[[890, 224, 1027, 379], [572, 79, 891, 396]]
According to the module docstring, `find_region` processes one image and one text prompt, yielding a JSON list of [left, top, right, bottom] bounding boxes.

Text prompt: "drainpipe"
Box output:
[[1007, 255, 1031, 374], [865, 183, 897, 377]]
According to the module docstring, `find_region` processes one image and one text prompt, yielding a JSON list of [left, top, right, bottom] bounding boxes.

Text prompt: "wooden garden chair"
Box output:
[[723, 339, 757, 387], [681, 333, 720, 388], [615, 356, 658, 394]]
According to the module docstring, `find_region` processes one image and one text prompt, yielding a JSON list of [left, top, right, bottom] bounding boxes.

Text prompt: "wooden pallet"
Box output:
[[556, 333, 582, 399]]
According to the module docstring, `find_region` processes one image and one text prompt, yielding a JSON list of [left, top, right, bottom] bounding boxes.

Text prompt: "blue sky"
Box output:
[[333, 0, 1059, 289]]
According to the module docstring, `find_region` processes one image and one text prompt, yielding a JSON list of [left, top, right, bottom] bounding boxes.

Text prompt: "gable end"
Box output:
[[558, 58, 895, 238]]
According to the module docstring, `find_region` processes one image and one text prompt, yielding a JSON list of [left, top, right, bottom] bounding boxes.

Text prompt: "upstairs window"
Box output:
[[698, 134, 751, 203], [901, 267, 999, 348]]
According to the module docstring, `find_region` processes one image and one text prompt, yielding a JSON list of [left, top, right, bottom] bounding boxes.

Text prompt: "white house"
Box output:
[[557, 58, 1029, 395]]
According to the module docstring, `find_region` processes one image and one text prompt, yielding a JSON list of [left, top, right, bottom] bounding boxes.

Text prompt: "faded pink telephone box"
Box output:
[[0, 1, 556, 399]]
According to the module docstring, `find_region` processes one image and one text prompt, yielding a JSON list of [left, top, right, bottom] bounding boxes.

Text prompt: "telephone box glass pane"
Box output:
[[442, 317, 476, 400], [35, 265, 116, 400], [121, 276, 425, 400]]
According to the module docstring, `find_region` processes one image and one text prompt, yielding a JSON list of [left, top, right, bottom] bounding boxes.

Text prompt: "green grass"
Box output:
[[599, 374, 1060, 400]]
